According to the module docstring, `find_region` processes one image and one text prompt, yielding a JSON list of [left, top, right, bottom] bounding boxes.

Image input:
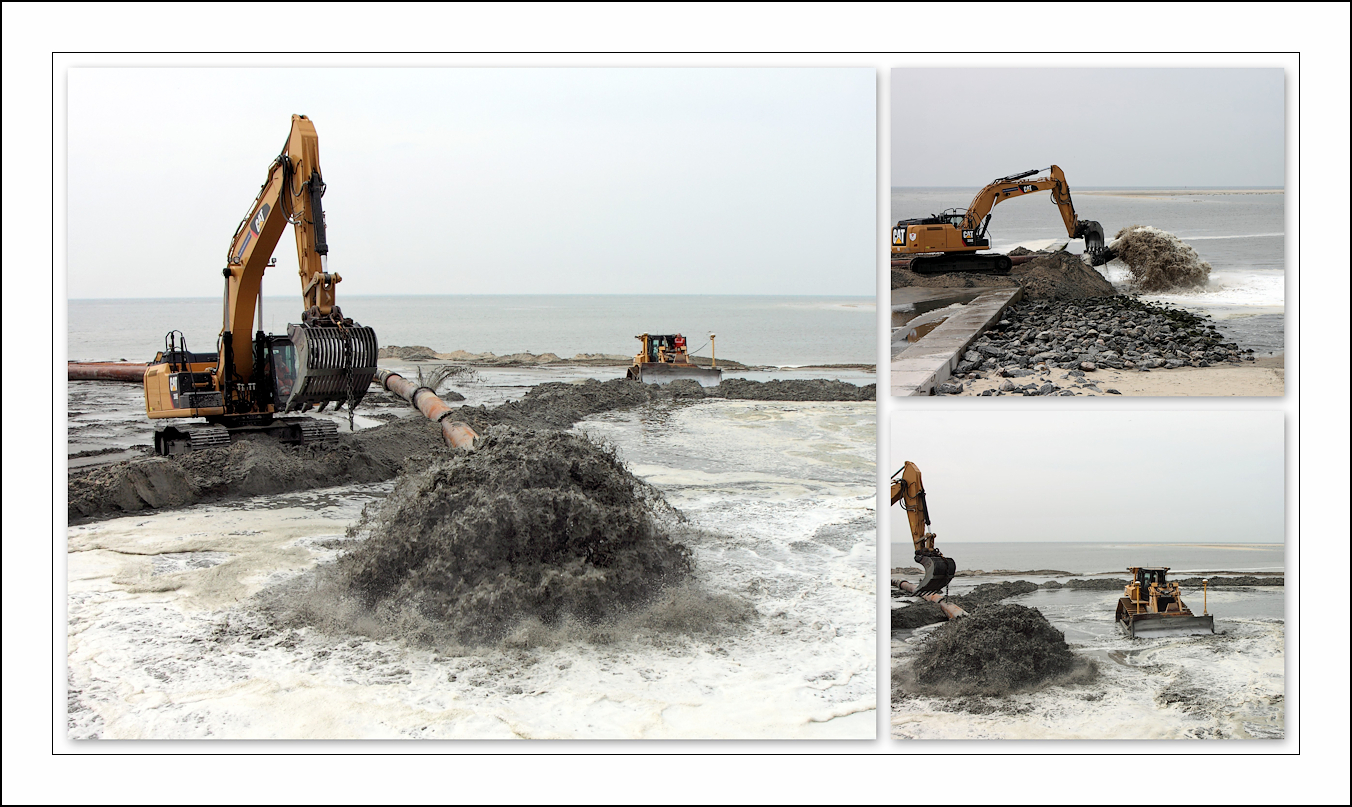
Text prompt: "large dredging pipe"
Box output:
[[897, 580, 967, 620], [68, 362, 148, 382], [376, 368, 477, 450]]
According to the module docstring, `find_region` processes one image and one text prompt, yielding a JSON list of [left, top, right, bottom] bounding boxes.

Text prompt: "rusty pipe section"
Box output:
[[68, 362, 148, 383], [897, 580, 967, 620], [375, 368, 477, 450]]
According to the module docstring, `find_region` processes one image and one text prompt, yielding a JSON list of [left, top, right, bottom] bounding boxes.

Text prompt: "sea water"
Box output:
[[889, 540, 1285, 576], [66, 294, 876, 367]]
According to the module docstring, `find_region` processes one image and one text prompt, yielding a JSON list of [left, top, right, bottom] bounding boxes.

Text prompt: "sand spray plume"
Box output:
[[1110, 226, 1212, 292], [295, 428, 703, 645]]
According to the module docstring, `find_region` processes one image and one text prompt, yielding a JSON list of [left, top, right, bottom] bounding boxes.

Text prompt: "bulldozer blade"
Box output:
[[628, 364, 723, 387], [1124, 613, 1215, 638], [914, 555, 957, 594]]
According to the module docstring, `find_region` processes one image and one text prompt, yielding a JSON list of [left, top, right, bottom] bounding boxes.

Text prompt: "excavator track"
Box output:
[[909, 253, 1013, 275], [152, 417, 338, 456], [288, 417, 339, 447], [154, 423, 232, 455]]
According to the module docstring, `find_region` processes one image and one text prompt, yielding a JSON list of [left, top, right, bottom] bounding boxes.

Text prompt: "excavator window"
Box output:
[[270, 342, 298, 399]]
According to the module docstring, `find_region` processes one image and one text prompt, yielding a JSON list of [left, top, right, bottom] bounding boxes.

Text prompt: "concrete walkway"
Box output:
[[890, 287, 1023, 397]]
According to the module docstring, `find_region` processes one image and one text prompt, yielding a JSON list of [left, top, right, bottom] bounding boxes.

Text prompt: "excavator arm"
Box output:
[[961, 165, 1109, 261], [891, 462, 957, 594], [222, 114, 343, 382]]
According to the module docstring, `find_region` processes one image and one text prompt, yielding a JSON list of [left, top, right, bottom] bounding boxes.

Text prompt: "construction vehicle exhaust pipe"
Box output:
[[897, 581, 967, 620], [376, 368, 477, 450]]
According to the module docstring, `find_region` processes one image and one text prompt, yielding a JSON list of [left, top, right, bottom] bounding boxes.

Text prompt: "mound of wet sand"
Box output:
[[709, 378, 876, 401], [903, 604, 1091, 696], [892, 251, 1115, 301], [67, 416, 451, 522], [1110, 226, 1212, 292], [891, 266, 1019, 291], [1062, 578, 1128, 590], [68, 378, 873, 522], [1177, 575, 1283, 587], [1010, 252, 1116, 301], [945, 580, 1038, 612], [891, 600, 948, 630], [325, 428, 693, 644]]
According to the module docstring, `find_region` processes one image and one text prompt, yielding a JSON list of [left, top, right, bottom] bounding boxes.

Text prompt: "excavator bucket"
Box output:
[[273, 323, 379, 412], [627, 363, 723, 386], [1079, 220, 1115, 266], [915, 554, 957, 594]]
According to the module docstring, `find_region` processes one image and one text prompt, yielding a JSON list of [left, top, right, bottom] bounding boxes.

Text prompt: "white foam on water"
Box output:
[[1179, 232, 1283, 241], [1093, 261, 1285, 310], [67, 400, 877, 740]]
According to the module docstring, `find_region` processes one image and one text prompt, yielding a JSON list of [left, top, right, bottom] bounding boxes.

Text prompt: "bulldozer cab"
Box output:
[[1134, 567, 1169, 590], [640, 333, 686, 363]]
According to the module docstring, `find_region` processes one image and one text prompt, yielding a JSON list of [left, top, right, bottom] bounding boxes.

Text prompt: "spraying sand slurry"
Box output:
[[68, 378, 875, 523], [1110, 226, 1212, 292], [895, 604, 1095, 698], [292, 428, 705, 645]]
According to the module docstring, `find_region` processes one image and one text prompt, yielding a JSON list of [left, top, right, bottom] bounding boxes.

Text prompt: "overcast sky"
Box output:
[[67, 68, 874, 300], [890, 68, 1284, 188], [889, 411, 1284, 544]]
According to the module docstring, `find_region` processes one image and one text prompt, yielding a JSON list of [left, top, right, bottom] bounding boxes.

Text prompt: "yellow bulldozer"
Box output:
[[1115, 567, 1215, 637], [626, 333, 722, 386]]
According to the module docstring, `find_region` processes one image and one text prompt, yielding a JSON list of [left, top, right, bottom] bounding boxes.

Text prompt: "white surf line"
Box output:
[[1180, 233, 1284, 240]]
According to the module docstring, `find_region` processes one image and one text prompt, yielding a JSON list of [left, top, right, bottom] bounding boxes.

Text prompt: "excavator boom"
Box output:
[[892, 461, 957, 594]]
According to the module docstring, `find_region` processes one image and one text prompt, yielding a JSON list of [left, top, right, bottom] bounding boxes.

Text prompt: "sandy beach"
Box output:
[[951, 356, 1276, 397], [954, 354, 1283, 397]]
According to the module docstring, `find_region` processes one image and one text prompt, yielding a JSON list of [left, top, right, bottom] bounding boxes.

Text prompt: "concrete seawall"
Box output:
[[890, 288, 1023, 397]]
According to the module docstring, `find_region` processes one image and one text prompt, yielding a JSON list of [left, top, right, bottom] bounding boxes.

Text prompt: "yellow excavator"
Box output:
[[142, 115, 378, 455], [891, 165, 1112, 274], [891, 461, 957, 594]]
